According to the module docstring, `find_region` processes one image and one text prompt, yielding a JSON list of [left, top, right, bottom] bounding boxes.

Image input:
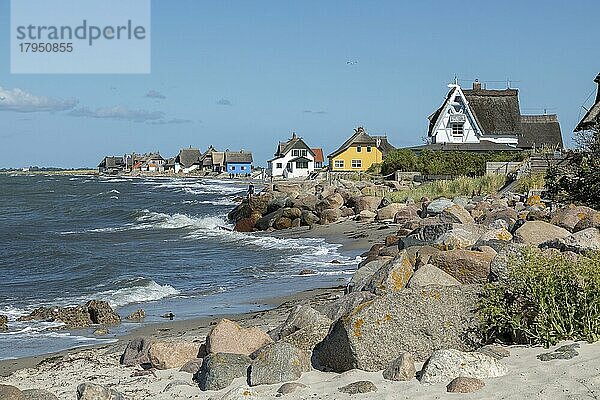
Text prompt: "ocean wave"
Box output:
[[92, 279, 180, 308]]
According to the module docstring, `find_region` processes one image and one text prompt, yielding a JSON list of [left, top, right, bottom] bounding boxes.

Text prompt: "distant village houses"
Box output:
[[268, 133, 323, 179]]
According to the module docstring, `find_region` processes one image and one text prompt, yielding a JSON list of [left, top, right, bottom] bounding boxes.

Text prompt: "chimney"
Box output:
[[292, 132, 297, 139], [473, 79, 482, 91]]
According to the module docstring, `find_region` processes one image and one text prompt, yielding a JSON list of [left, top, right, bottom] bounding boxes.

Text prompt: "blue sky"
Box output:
[[0, 0, 598, 168]]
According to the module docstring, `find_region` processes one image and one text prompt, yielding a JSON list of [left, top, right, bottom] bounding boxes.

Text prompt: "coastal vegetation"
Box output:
[[480, 248, 600, 346], [380, 149, 527, 177], [387, 175, 506, 203]]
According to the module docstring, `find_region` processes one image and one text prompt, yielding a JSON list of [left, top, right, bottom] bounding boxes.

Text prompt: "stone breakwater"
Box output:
[[3, 187, 600, 398]]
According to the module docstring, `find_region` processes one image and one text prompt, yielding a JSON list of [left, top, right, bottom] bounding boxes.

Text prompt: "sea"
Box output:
[[0, 174, 358, 360]]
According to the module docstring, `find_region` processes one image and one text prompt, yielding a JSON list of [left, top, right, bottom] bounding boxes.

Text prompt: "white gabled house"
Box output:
[[268, 133, 316, 179]]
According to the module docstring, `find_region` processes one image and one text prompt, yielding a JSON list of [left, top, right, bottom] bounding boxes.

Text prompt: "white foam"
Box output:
[[93, 280, 180, 308]]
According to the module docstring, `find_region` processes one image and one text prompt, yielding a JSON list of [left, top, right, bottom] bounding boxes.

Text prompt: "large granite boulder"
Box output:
[[489, 243, 525, 282], [348, 257, 392, 292], [432, 226, 482, 250], [574, 212, 600, 232], [513, 221, 571, 246], [419, 349, 508, 384], [312, 285, 483, 371], [376, 203, 405, 221], [250, 342, 311, 386], [354, 196, 382, 213], [315, 193, 344, 213], [228, 194, 272, 223], [254, 209, 284, 231], [206, 319, 273, 356], [86, 300, 121, 325], [400, 223, 454, 248], [149, 340, 201, 369], [291, 194, 318, 211], [363, 251, 414, 295], [394, 205, 421, 226], [440, 204, 475, 224], [271, 306, 332, 351], [429, 248, 496, 284], [195, 353, 252, 391], [317, 291, 377, 322], [551, 204, 597, 232], [425, 198, 454, 216], [21, 389, 59, 400], [542, 228, 600, 254], [319, 208, 342, 224]]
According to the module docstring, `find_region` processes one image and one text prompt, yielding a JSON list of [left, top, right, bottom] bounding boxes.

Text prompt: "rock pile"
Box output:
[[17, 300, 121, 329]]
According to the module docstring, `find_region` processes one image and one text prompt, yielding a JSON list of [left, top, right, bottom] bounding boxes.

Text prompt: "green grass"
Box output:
[[479, 248, 600, 347], [515, 173, 545, 193], [387, 174, 507, 203]]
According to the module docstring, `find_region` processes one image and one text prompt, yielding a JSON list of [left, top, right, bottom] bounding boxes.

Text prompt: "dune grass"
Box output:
[[514, 173, 546, 193], [387, 174, 507, 203]]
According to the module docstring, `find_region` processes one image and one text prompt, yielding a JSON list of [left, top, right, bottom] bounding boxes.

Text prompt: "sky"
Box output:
[[0, 0, 598, 168]]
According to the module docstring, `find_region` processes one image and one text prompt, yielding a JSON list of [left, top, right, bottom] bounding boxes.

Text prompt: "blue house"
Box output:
[[224, 150, 253, 175]]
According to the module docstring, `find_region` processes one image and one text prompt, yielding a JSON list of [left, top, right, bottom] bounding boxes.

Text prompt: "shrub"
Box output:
[[479, 248, 600, 347], [386, 175, 506, 203], [381, 149, 527, 177], [514, 173, 545, 193]]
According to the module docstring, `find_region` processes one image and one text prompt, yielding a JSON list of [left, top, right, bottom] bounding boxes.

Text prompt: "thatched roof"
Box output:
[[575, 73, 600, 132], [328, 127, 395, 158], [520, 114, 563, 150], [274, 133, 314, 158], [462, 88, 522, 136], [98, 156, 124, 168], [225, 151, 253, 164], [176, 148, 202, 168]]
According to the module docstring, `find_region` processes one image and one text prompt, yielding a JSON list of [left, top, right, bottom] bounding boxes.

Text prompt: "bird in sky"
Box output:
[[346, 60, 358, 65]]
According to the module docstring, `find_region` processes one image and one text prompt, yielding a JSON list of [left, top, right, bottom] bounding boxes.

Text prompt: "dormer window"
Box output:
[[451, 123, 464, 136]]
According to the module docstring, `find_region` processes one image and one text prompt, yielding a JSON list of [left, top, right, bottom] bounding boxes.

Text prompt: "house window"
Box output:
[[451, 123, 464, 136], [231, 166, 236, 170], [276, 163, 282, 169], [334, 160, 344, 168], [241, 166, 246, 170], [351, 160, 362, 168], [291, 149, 308, 157], [296, 161, 308, 169], [366, 146, 372, 152], [356, 146, 362, 152]]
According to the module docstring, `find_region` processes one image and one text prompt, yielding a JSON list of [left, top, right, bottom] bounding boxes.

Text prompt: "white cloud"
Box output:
[[145, 90, 166, 99], [0, 86, 77, 113], [68, 106, 165, 123], [216, 98, 232, 106]]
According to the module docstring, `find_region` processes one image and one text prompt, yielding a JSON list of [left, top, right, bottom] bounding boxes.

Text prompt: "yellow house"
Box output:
[[328, 127, 395, 171]]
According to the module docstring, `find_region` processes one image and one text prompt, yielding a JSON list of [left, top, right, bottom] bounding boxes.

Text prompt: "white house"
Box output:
[[268, 133, 316, 179], [174, 147, 202, 174]]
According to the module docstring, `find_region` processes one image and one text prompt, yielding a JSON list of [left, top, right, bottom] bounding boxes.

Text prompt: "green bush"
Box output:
[[381, 149, 527, 177], [387, 175, 506, 203], [479, 248, 600, 347]]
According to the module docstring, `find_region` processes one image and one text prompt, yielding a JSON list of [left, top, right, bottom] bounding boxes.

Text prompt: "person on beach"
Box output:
[[247, 183, 255, 200]]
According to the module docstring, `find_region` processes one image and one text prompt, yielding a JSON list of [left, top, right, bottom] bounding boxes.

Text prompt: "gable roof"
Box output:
[[275, 134, 314, 158], [575, 73, 600, 132], [462, 88, 522, 136], [176, 148, 202, 168], [311, 148, 324, 163], [98, 156, 124, 168], [224, 151, 253, 164], [519, 114, 563, 150], [328, 127, 395, 158]]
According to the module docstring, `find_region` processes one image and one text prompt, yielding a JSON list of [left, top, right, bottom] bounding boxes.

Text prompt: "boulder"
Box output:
[[125, 309, 145, 322], [432, 227, 481, 250], [291, 195, 318, 211], [542, 228, 600, 254], [574, 212, 600, 232], [446, 377, 485, 393], [317, 291, 376, 322], [249, 342, 311, 386], [357, 210, 376, 221], [149, 340, 201, 370], [300, 210, 319, 226], [400, 222, 454, 248], [338, 381, 377, 395], [206, 319, 273, 356], [312, 285, 483, 371], [513, 221, 571, 246], [272, 305, 331, 339], [18, 305, 92, 329], [425, 198, 454, 215], [0, 314, 7, 331], [86, 300, 120, 325], [319, 208, 342, 224], [406, 264, 461, 288], [273, 217, 292, 230], [0, 385, 23, 400], [478, 344, 511, 360], [277, 382, 307, 395], [315, 193, 344, 213], [551, 204, 597, 232], [404, 245, 441, 267], [348, 257, 392, 292], [340, 206, 355, 217], [273, 183, 301, 195], [255, 209, 283, 231], [394, 205, 421, 226], [489, 243, 525, 282], [354, 196, 382, 213], [76, 383, 125, 400], [382, 352, 416, 381], [234, 214, 261, 232], [228, 194, 272, 222], [429, 248, 495, 284], [179, 358, 203, 374], [281, 207, 302, 220], [479, 227, 513, 243], [21, 389, 59, 400], [481, 208, 518, 229], [120, 337, 153, 367], [376, 203, 405, 221], [440, 204, 475, 224], [195, 353, 252, 391], [419, 349, 508, 384], [363, 251, 414, 295]]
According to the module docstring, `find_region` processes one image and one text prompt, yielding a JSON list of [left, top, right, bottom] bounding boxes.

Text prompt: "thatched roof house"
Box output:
[[575, 73, 600, 132]]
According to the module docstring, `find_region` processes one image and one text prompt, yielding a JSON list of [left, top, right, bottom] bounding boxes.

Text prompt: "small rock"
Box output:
[[277, 382, 307, 395], [446, 377, 485, 393], [219, 386, 260, 400], [0, 385, 23, 400], [125, 309, 146, 322], [537, 343, 580, 361], [160, 312, 175, 320], [21, 389, 59, 400], [382, 352, 416, 381], [179, 358, 203, 374], [76, 383, 125, 400], [298, 269, 316, 275], [120, 337, 153, 367], [338, 381, 378, 395], [93, 328, 108, 336], [419, 349, 508, 384], [478, 344, 510, 360]]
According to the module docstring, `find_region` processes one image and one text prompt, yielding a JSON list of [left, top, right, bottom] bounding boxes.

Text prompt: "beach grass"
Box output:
[[387, 174, 507, 203]]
